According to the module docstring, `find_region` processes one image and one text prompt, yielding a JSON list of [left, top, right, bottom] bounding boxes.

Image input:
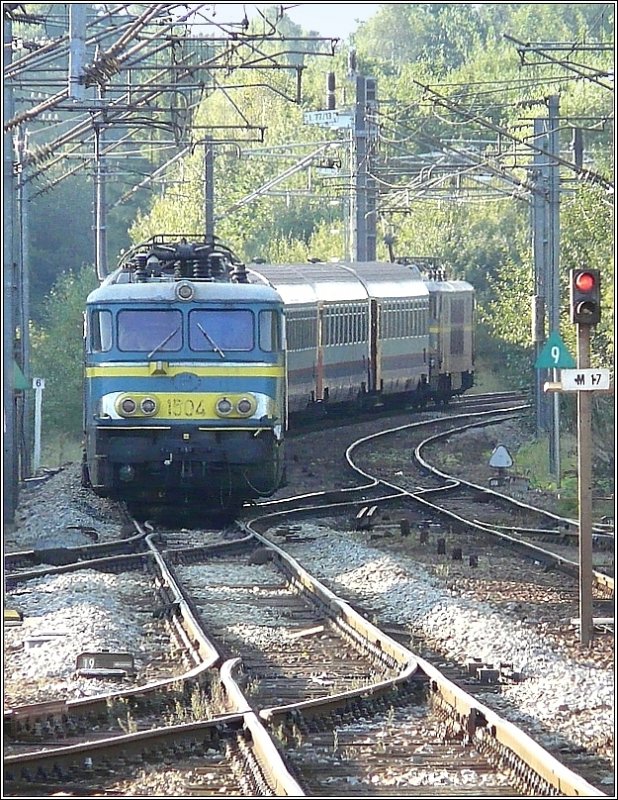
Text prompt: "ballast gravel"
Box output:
[[4, 467, 168, 708], [4, 570, 164, 707], [3, 463, 614, 794], [267, 522, 614, 773], [5, 465, 128, 551]]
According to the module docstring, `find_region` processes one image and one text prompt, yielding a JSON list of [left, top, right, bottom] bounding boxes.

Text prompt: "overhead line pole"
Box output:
[[350, 75, 377, 261], [3, 10, 17, 524], [93, 114, 108, 280], [15, 126, 32, 478], [547, 95, 561, 483], [532, 117, 549, 439]]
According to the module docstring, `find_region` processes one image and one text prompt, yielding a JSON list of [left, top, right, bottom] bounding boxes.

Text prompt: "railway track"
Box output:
[[346, 408, 613, 595], [4, 519, 608, 796], [4, 392, 612, 795], [253, 400, 613, 598]]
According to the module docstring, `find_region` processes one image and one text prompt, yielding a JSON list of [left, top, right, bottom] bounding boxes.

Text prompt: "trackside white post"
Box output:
[[32, 377, 45, 473]]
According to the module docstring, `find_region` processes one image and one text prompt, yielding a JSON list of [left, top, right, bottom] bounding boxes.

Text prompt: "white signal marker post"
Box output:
[[32, 377, 45, 473]]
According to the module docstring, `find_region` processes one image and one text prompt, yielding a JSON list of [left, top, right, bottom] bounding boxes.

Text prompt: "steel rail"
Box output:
[[336, 405, 613, 594], [220, 659, 306, 797], [410, 416, 615, 594], [5, 511, 608, 796], [4, 519, 148, 573], [5, 526, 222, 738], [242, 522, 605, 797]]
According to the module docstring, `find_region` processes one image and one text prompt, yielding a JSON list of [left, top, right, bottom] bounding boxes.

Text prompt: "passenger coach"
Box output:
[[249, 260, 474, 413]]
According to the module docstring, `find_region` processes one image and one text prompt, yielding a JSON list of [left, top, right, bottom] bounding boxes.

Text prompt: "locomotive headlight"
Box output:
[[119, 397, 137, 415], [175, 281, 195, 301], [140, 397, 157, 415], [236, 397, 255, 416], [215, 397, 233, 416]]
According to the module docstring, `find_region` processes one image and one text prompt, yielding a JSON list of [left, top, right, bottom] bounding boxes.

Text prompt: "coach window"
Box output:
[[259, 310, 282, 352], [90, 309, 113, 352], [118, 310, 182, 352]]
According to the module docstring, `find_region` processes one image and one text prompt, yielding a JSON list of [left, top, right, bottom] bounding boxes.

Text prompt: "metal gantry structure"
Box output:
[[2, 2, 338, 524]]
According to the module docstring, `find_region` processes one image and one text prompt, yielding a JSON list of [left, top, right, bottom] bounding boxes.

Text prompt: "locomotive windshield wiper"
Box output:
[[196, 322, 226, 358], [147, 325, 181, 359]]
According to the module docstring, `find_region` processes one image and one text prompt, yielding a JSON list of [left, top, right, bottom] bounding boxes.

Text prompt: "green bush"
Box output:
[[30, 265, 99, 438]]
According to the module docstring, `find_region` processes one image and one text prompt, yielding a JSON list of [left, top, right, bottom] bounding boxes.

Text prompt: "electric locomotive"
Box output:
[[82, 237, 286, 510]]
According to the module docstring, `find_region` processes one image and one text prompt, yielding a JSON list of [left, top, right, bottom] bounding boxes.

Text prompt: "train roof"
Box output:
[[248, 260, 428, 305], [424, 279, 475, 294], [87, 269, 282, 305]]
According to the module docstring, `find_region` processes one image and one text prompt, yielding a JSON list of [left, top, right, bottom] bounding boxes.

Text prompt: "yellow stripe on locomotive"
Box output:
[[85, 363, 284, 379]]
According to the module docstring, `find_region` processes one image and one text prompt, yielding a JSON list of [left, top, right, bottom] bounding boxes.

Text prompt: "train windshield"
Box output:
[[117, 309, 183, 353], [189, 309, 254, 353]]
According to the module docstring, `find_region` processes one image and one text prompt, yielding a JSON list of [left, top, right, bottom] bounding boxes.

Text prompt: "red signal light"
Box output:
[[574, 271, 596, 292], [570, 268, 601, 325]]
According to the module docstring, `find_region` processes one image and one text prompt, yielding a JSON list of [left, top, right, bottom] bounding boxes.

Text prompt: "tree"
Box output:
[[30, 265, 99, 437]]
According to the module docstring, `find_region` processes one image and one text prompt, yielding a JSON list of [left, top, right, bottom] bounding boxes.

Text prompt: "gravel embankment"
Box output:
[[4, 467, 173, 707], [266, 521, 614, 781]]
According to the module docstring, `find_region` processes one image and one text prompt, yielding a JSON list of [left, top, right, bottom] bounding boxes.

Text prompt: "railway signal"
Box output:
[[543, 266, 608, 648], [570, 269, 601, 325]]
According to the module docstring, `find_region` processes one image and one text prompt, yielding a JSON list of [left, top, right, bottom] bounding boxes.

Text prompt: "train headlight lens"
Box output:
[[236, 397, 253, 415], [216, 397, 233, 416], [175, 281, 195, 301], [120, 397, 137, 415], [140, 397, 157, 415]]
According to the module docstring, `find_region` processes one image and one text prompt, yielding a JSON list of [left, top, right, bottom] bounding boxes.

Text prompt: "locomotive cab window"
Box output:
[[259, 310, 282, 352], [118, 309, 182, 353], [189, 309, 254, 352], [90, 309, 113, 353]]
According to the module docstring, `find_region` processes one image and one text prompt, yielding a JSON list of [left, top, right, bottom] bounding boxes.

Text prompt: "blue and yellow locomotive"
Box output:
[[83, 236, 475, 513], [82, 237, 286, 510]]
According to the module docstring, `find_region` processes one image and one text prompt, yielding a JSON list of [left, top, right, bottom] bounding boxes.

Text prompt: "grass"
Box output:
[[470, 358, 508, 394], [515, 435, 573, 487], [514, 434, 581, 515]]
